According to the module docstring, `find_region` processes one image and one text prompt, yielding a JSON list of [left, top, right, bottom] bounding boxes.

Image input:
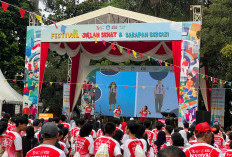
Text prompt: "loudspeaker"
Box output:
[[196, 110, 211, 125]]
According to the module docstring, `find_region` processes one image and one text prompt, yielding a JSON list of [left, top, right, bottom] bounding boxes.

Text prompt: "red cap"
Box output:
[[195, 122, 212, 135]]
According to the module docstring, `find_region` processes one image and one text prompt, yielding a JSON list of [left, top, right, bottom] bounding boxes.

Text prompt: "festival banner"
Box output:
[[40, 22, 183, 42], [39, 113, 53, 120], [23, 27, 41, 117], [178, 22, 201, 126], [63, 83, 71, 119], [210, 88, 225, 126]]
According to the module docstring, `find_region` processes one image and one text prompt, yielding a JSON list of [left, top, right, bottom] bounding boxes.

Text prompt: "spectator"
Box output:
[[113, 130, 124, 146], [0, 121, 7, 155], [183, 122, 189, 133], [144, 120, 156, 145], [26, 122, 65, 157], [94, 122, 122, 157], [4, 116, 28, 157], [212, 125, 225, 149], [52, 117, 60, 125], [58, 130, 69, 155], [60, 115, 70, 129], [171, 132, 185, 150], [184, 122, 223, 157], [157, 146, 186, 157], [155, 126, 166, 150], [187, 131, 196, 145], [75, 123, 94, 156], [165, 125, 173, 144], [33, 119, 41, 141], [22, 126, 39, 157], [123, 121, 146, 157]]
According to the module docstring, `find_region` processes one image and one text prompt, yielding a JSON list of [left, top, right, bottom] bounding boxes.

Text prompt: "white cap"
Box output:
[[130, 117, 134, 120]]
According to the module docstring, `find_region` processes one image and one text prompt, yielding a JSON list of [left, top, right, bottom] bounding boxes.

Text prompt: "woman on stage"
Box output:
[[113, 105, 122, 119], [139, 106, 151, 122], [108, 81, 117, 111]]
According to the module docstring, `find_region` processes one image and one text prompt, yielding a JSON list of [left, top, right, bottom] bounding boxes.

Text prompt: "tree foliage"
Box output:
[[0, 1, 35, 94]]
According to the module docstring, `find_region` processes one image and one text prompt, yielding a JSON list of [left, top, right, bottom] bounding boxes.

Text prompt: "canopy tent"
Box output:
[[24, 6, 201, 125], [48, 6, 175, 111], [0, 70, 23, 116]]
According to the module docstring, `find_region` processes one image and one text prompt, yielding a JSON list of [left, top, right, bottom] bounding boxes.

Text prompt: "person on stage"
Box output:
[[113, 105, 122, 119], [108, 81, 117, 111], [154, 80, 166, 113], [139, 106, 151, 122], [83, 102, 94, 121]]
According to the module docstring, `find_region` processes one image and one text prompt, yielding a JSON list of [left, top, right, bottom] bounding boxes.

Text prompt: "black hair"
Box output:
[[144, 120, 151, 129], [171, 132, 184, 147], [184, 122, 189, 129], [157, 146, 186, 157], [165, 125, 173, 134], [1, 118, 8, 123], [60, 115, 67, 122], [79, 123, 93, 137], [144, 106, 148, 110], [189, 124, 195, 133], [0, 121, 8, 135], [40, 118, 45, 124], [52, 117, 60, 123], [229, 132, 232, 140], [178, 127, 184, 131], [26, 126, 35, 139], [165, 119, 171, 126], [156, 121, 164, 131], [113, 130, 124, 145], [230, 141, 232, 149], [58, 129, 63, 137], [113, 118, 120, 126], [187, 131, 194, 141], [15, 116, 29, 127], [101, 123, 106, 135], [57, 124, 64, 130], [23, 114, 29, 119], [61, 127, 69, 140], [29, 115, 34, 120], [127, 121, 139, 134], [93, 121, 100, 132], [135, 124, 146, 139], [104, 122, 116, 135], [211, 134, 214, 146], [3, 113, 10, 121], [223, 133, 226, 141], [75, 118, 85, 127], [48, 118, 53, 122], [212, 125, 220, 134], [155, 131, 166, 150]]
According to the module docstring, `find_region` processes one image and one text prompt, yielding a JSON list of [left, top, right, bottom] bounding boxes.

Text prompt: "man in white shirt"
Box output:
[[154, 80, 166, 113]]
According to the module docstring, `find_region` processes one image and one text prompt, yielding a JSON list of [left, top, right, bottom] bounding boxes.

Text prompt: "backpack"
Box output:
[[135, 144, 146, 157], [95, 143, 109, 157]]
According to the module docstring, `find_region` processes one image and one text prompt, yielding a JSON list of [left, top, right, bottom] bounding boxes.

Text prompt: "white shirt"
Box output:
[[154, 84, 166, 95]]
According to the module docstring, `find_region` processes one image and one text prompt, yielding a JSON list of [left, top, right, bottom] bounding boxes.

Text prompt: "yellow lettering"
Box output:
[[68, 33, 72, 38], [57, 33, 61, 38], [54, 33, 58, 39], [51, 33, 55, 39]]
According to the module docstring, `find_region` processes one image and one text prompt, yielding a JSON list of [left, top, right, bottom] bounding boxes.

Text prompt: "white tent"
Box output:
[[0, 70, 23, 116]]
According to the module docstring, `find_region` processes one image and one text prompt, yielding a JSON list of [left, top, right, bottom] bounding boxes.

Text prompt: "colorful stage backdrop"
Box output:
[[24, 22, 201, 125]]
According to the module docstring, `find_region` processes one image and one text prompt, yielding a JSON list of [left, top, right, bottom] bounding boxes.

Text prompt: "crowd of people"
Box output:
[[0, 112, 232, 157]]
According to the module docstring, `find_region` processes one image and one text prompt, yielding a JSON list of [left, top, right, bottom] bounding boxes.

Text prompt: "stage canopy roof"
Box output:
[[56, 6, 171, 25]]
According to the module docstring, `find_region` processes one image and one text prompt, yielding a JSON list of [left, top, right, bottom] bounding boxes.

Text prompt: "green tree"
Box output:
[[199, 0, 232, 127], [0, 1, 34, 94]]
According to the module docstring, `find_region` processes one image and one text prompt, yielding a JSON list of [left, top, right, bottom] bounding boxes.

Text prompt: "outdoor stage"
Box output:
[[23, 20, 201, 126]]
